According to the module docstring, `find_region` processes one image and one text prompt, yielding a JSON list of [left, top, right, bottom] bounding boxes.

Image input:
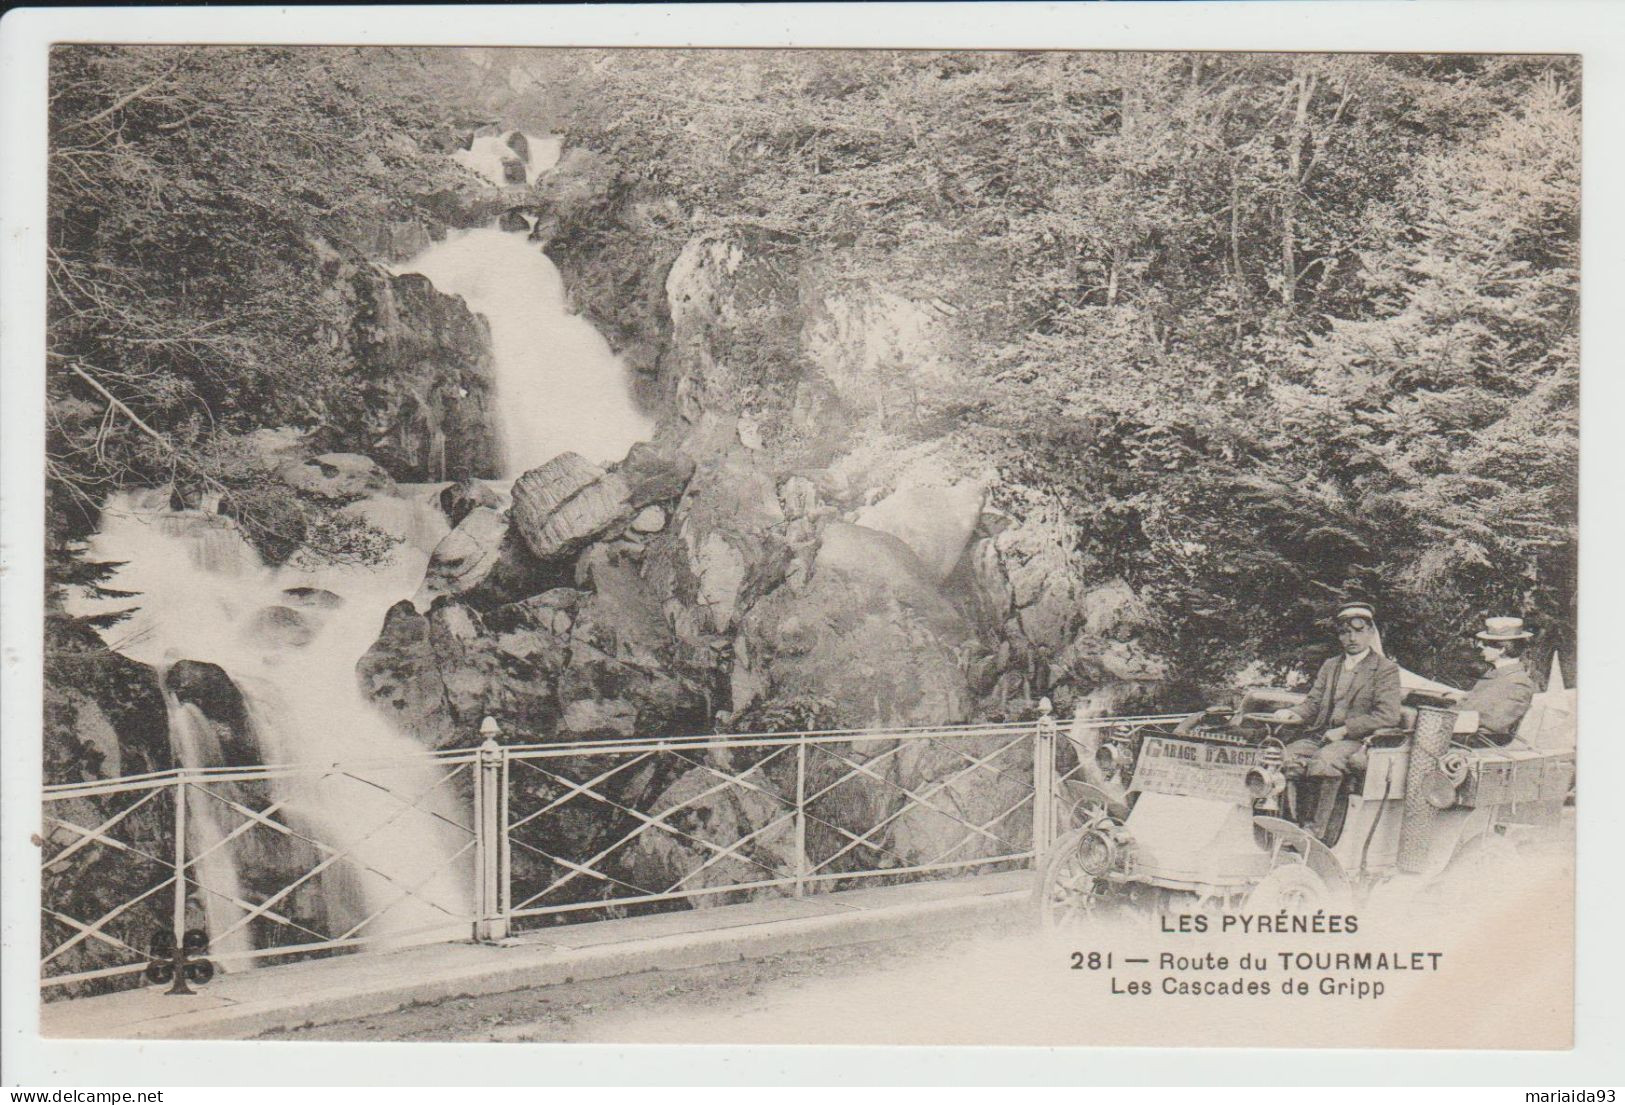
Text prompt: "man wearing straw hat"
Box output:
[[1448, 616, 1537, 743]]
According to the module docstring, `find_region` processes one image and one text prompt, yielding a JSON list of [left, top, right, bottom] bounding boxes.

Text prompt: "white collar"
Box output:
[[1493, 657, 1520, 671], [1342, 648, 1371, 671]]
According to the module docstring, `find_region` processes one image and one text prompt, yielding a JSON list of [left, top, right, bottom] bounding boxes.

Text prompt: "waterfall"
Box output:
[[63, 134, 657, 964], [452, 131, 560, 188], [167, 699, 253, 969], [396, 229, 652, 476], [74, 488, 471, 958]]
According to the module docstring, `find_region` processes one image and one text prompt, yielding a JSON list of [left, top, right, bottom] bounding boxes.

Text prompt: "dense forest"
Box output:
[[47, 47, 1578, 694]]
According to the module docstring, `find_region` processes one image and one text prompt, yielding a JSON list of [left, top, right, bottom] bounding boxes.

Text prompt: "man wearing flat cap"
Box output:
[[1270, 602, 1404, 839], [1449, 616, 1537, 742]]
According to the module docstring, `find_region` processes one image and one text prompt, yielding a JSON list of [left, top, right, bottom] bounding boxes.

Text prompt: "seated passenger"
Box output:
[[1448, 616, 1537, 744], [1268, 602, 1403, 840]]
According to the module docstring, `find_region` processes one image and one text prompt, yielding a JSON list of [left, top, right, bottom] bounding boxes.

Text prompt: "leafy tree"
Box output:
[[46, 46, 476, 570]]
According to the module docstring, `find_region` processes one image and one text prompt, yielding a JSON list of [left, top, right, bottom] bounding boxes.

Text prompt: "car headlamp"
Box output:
[[1245, 766, 1286, 801], [1077, 827, 1118, 877], [1423, 770, 1462, 810], [1095, 743, 1124, 778]]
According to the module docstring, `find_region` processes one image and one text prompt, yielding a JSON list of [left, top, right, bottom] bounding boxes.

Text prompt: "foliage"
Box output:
[[46, 46, 476, 574], [517, 50, 1579, 687], [46, 47, 1580, 691]]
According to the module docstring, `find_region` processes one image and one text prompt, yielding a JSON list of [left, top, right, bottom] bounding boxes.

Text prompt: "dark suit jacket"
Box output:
[[1460, 661, 1536, 736], [1288, 651, 1403, 740]]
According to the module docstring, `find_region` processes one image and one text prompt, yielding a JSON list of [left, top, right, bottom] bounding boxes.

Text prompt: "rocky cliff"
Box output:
[[343, 148, 1173, 905]]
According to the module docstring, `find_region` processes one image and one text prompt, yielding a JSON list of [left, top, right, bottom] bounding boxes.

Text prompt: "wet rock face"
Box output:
[[438, 478, 506, 528], [165, 660, 248, 731], [243, 605, 318, 649], [618, 440, 696, 505], [356, 579, 711, 749], [162, 659, 259, 767], [276, 453, 397, 501], [418, 506, 552, 609], [281, 586, 344, 610], [44, 622, 171, 785], [342, 265, 504, 482], [510, 445, 696, 566]]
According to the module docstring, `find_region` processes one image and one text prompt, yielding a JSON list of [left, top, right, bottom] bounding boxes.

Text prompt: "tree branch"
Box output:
[[60, 58, 183, 134]]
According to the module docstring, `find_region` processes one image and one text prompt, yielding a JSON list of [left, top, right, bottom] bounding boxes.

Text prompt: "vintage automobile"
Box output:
[[1034, 675, 1575, 925]]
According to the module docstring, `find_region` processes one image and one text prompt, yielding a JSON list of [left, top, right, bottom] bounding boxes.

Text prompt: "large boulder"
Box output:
[[241, 605, 318, 650], [510, 452, 635, 562], [276, 452, 397, 501], [654, 450, 788, 636], [164, 660, 248, 732], [555, 558, 710, 738], [357, 599, 551, 748], [417, 506, 548, 608], [163, 660, 258, 767], [854, 479, 986, 584], [438, 478, 506, 528], [358, 563, 712, 748], [730, 522, 974, 729], [616, 439, 696, 505]]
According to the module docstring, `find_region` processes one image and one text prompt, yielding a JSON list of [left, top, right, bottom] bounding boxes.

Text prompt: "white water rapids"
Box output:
[[396, 227, 651, 474], [77, 488, 468, 957], [73, 170, 654, 960]]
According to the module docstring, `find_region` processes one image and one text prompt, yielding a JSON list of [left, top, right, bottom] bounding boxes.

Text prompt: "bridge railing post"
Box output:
[[793, 735, 808, 898], [172, 773, 188, 941], [1032, 698, 1057, 865], [473, 719, 509, 942]]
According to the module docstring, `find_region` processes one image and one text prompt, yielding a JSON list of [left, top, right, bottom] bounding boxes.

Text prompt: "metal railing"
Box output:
[[41, 710, 1184, 993]]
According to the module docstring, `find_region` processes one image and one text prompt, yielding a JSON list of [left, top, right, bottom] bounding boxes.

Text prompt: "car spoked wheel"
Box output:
[[1036, 828, 1117, 929], [1243, 862, 1329, 913]]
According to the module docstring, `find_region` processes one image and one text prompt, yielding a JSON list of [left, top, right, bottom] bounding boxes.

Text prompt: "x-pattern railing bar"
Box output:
[[332, 837, 477, 941], [189, 875, 331, 945], [921, 734, 1036, 791], [42, 907, 151, 964], [801, 739, 912, 807], [807, 734, 1030, 874], [660, 745, 794, 811], [40, 788, 166, 870], [513, 759, 790, 905], [195, 760, 473, 861], [922, 790, 1036, 868], [673, 746, 921, 873], [42, 747, 481, 792], [653, 747, 799, 892], [40, 877, 172, 968], [520, 771, 767, 903], [42, 812, 173, 875], [619, 745, 919, 878], [507, 834, 662, 907], [811, 734, 1029, 854], [181, 785, 305, 876], [200, 765, 474, 945], [506, 752, 655, 835], [497, 718, 1182, 759], [45, 714, 1187, 983], [329, 766, 477, 838]]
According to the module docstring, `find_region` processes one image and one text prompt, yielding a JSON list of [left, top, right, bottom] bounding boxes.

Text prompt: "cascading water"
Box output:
[[69, 135, 656, 965], [396, 228, 652, 475], [76, 488, 469, 958], [167, 700, 253, 968], [452, 131, 560, 188]]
